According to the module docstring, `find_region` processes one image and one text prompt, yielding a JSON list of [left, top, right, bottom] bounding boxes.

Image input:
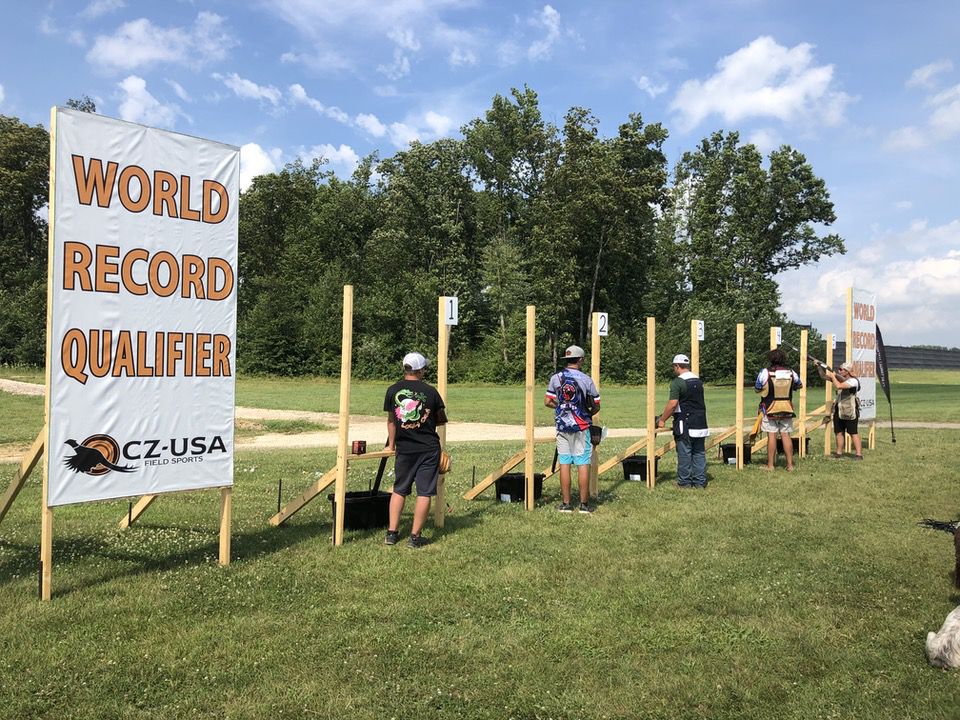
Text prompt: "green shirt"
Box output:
[[669, 375, 687, 401]]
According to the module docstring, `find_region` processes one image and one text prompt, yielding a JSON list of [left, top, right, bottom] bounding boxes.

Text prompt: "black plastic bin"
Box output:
[[774, 436, 809, 455], [622, 455, 658, 482], [327, 490, 391, 530], [495, 473, 544, 502], [719, 443, 751, 465]]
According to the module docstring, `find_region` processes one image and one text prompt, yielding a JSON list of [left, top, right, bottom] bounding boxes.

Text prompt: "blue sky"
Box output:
[[1, 0, 958, 348]]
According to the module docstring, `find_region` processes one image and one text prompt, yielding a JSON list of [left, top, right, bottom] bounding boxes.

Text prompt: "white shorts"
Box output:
[[556, 431, 591, 465], [761, 416, 794, 434]]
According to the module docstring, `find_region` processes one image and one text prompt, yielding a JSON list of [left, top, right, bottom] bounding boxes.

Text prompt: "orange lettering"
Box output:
[[72, 156, 117, 208], [118, 165, 151, 213], [63, 242, 93, 291]]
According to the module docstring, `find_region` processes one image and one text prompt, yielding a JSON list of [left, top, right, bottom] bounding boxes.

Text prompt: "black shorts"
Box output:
[[833, 415, 859, 436], [392, 450, 440, 497]]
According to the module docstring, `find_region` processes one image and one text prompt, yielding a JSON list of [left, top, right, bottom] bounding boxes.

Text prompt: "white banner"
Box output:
[[46, 108, 239, 506], [848, 288, 877, 421]]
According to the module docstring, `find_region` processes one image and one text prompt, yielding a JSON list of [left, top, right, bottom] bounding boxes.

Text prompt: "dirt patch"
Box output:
[[0, 379, 44, 396]]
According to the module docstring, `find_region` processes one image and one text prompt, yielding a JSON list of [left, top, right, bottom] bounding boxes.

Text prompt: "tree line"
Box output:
[[0, 87, 845, 384]]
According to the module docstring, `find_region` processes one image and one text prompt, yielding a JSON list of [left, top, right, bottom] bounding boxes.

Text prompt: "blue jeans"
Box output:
[[676, 435, 706, 487]]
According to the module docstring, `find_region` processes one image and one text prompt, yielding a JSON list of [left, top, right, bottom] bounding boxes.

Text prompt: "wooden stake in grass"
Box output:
[[333, 285, 354, 547]]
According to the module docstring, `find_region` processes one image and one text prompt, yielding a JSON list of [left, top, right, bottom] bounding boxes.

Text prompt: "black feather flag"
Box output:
[[875, 324, 895, 443]]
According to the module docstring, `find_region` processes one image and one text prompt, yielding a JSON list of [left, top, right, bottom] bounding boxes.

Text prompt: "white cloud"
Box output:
[[886, 82, 960, 151], [423, 110, 454, 137], [894, 200, 913, 211], [528, 5, 562, 61], [747, 128, 781, 154], [670, 36, 852, 133], [634, 75, 668, 98], [779, 220, 960, 344], [302, 143, 361, 176], [166, 79, 191, 102], [87, 12, 235, 72], [388, 27, 420, 51], [213, 73, 281, 105], [81, 0, 125, 20], [496, 39, 522, 66], [68, 30, 86, 46], [240, 143, 283, 192], [378, 47, 412, 80], [356, 113, 387, 137], [388, 122, 420, 148], [289, 83, 350, 124], [0, 83, 5, 107], [907, 60, 953, 89], [449, 47, 477, 67], [117, 75, 182, 128]]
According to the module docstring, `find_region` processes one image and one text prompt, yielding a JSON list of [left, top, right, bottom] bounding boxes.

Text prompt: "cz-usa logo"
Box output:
[[63, 433, 227, 475]]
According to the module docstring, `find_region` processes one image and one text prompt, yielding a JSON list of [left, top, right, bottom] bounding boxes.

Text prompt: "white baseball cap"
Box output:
[[672, 354, 690, 365], [402, 352, 429, 371], [564, 345, 585, 359]]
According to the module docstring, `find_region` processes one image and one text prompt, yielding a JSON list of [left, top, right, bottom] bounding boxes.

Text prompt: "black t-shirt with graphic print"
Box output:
[[383, 379, 446, 454]]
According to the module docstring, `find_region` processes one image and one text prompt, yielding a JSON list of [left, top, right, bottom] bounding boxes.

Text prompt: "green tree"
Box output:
[[0, 115, 49, 364]]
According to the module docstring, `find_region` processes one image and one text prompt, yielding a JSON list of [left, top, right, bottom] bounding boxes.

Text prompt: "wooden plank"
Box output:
[[799, 329, 808, 458], [347, 450, 396, 461], [646, 317, 656, 489], [435, 296, 449, 528], [118, 495, 158, 529], [588, 311, 600, 499], [218, 487, 231, 566], [333, 285, 354, 547], [41, 108, 58, 602], [0, 429, 45, 526], [270, 466, 338, 526], [736, 324, 745, 469], [463, 449, 526, 501], [704, 426, 736, 452], [597, 438, 648, 476], [824, 335, 834, 455], [524, 306, 536, 511]]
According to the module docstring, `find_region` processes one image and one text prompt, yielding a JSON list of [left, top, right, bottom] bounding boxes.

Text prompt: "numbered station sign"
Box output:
[[597, 312, 609, 336], [695, 320, 704, 341], [774, 326, 782, 345], [442, 296, 459, 325]]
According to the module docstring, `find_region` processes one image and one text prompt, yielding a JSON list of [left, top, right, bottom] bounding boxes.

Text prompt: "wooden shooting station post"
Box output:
[[588, 311, 603, 498], [735, 323, 745, 468], [824, 334, 835, 456], [268, 285, 395, 542], [689, 318, 741, 461], [463, 306, 550, 507], [435, 296, 457, 527], [594, 316, 659, 488]]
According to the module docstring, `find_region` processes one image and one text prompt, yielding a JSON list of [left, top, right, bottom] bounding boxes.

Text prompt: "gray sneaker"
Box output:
[[578, 503, 593, 514], [558, 502, 574, 513], [384, 530, 399, 545], [407, 533, 428, 549]]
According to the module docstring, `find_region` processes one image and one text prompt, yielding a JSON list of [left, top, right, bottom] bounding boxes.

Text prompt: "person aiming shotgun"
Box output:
[[754, 348, 803, 471], [815, 359, 864, 459]]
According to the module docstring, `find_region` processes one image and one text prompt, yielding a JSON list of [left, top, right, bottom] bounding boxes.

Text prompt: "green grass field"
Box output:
[[1, 369, 959, 718], [1, 430, 959, 718]]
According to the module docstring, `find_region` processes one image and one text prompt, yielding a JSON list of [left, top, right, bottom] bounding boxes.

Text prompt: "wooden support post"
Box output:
[[40, 107, 57, 602], [524, 306, 536, 511], [464, 450, 526, 501], [736, 324, 745, 469], [646, 317, 656, 489], [824, 335, 834, 456], [770, 327, 778, 351], [333, 285, 354, 547], [690, 319, 700, 376], [799, 329, 808, 458], [589, 312, 601, 499], [118, 495, 158, 529], [270, 467, 338, 526], [219, 486, 231, 566], [435, 297, 449, 528], [0, 429, 45, 526]]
